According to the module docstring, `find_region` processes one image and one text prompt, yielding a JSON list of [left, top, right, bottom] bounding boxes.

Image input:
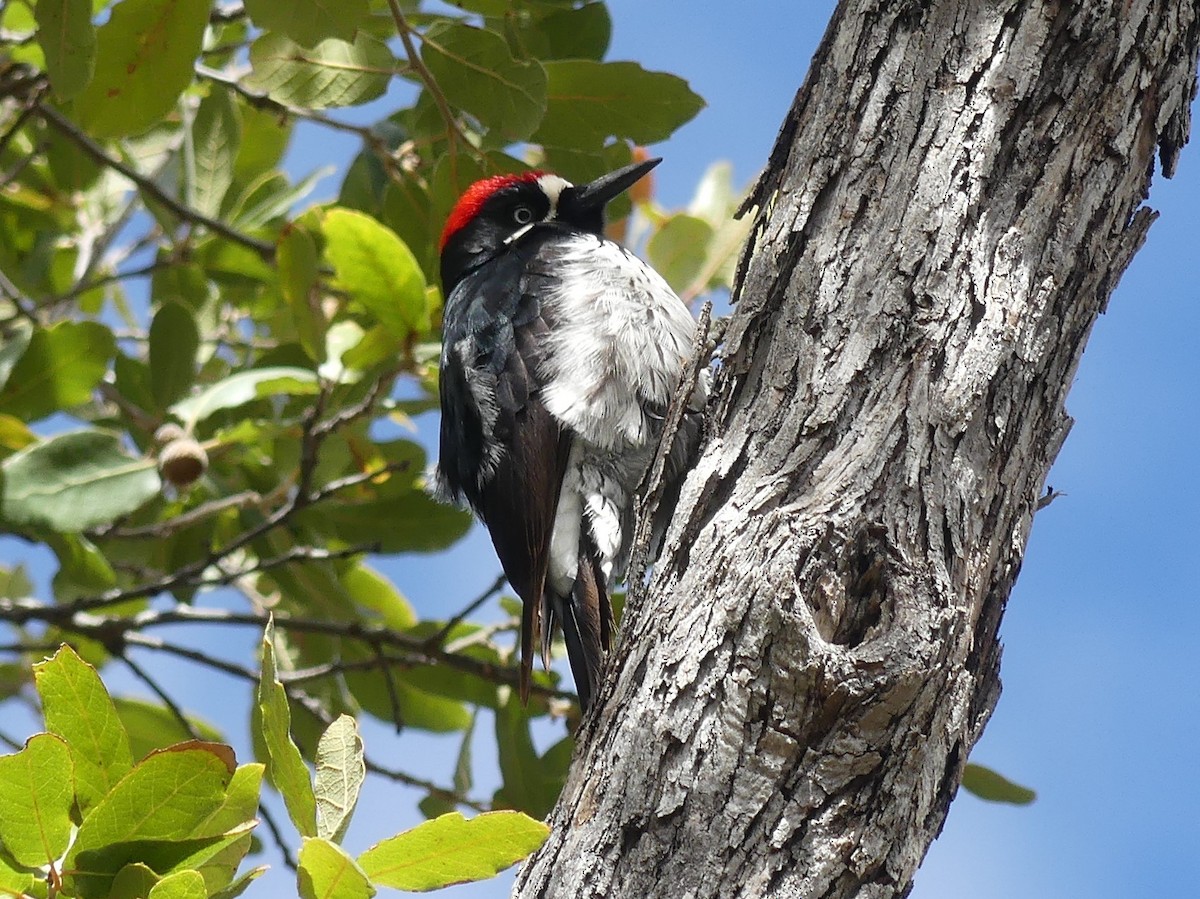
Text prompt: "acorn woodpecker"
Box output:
[[436, 158, 707, 710]]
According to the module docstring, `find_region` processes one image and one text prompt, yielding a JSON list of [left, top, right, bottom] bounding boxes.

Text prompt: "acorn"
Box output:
[[154, 424, 208, 489]]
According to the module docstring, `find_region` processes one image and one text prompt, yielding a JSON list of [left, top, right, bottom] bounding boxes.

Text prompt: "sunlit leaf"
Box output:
[[0, 429, 160, 532], [189, 87, 242, 218], [299, 837, 375, 899], [34, 645, 131, 814], [257, 619, 318, 837], [147, 869, 208, 899], [278, 223, 323, 360], [170, 366, 320, 429], [315, 715, 364, 844], [66, 745, 240, 897], [74, 0, 210, 137], [646, 213, 713, 294], [0, 733, 74, 868], [358, 811, 549, 892], [246, 31, 393, 109], [322, 207, 429, 338]]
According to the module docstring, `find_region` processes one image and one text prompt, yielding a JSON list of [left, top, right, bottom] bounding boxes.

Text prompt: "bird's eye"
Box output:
[[513, 205, 534, 225]]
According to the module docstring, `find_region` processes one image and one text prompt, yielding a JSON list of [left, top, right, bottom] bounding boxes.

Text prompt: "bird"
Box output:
[[435, 157, 707, 711]]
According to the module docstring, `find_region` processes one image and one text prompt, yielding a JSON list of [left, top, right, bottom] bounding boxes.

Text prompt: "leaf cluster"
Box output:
[[0, 0, 735, 893]]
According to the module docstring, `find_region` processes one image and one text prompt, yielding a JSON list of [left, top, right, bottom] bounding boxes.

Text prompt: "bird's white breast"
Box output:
[[540, 233, 705, 590]]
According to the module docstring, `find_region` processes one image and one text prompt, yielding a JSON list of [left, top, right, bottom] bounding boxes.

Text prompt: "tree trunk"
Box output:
[[514, 2, 1199, 897]]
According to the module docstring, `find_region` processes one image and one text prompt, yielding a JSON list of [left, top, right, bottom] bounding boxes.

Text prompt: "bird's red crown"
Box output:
[[439, 170, 546, 252]]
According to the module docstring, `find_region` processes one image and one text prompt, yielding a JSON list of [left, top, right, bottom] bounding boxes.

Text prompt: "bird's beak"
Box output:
[[568, 157, 662, 210]]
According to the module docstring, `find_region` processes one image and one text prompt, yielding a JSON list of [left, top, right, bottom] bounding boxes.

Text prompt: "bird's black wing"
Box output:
[[437, 240, 571, 702]]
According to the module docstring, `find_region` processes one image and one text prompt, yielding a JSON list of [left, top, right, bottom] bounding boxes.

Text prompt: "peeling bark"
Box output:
[[514, 2, 1200, 897]]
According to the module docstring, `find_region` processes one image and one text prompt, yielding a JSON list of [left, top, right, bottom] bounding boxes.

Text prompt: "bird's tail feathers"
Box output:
[[542, 532, 612, 710]]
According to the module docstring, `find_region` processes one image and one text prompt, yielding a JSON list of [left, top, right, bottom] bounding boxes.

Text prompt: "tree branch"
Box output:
[[35, 102, 275, 261]]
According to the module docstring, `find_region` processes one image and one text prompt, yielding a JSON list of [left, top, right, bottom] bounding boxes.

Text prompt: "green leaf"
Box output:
[[299, 837, 375, 899], [149, 302, 199, 408], [196, 763, 265, 838], [243, 0, 368, 48], [341, 561, 416, 630], [0, 428, 161, 532], [169, 366, 320, 429], [257, 619, 318, 837], [34, 0, 96, 99], [45, 531, 118, 601], [314, 715, 364, 844], [108, 862, 161, 899], [493, 690, 565, 817], [322, 207, 428, 338], [0, 320, 114, 421], [534, 60, 705, 147], [420, 23, 547, 141], [346, 666, 473, 734], [0, 849, 33, 897], [189, 87, 242, 218], [34, 645, 132, 812], [961, 763, 1037, 805], [62, 742, 244, 897], [535, 2, 611, 61], [147, 869, 208, 899], [358, 811, 549, 892], [646, 213, 714, 294], [234, 104, 291, 180], [0, 733, 74, 868], [211, 864, 268, 899], [74, 0, 210, 138], [113, 696, 223, 760], [246, 31, 393, 109], [278, 223, 323, 360], [309, 480, 472, 549], [227, 166, 331, 232], [69, 743, 236, 853]]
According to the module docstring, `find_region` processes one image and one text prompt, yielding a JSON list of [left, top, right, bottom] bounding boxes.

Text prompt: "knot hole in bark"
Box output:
[[808, 524, 895, 647]]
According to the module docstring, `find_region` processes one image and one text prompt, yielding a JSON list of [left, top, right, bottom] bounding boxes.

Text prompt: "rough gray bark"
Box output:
[[515, 2, 1199, 897]]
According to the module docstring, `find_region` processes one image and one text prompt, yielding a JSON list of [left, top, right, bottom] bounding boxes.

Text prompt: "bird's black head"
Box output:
[[439, 158, 661, 294]]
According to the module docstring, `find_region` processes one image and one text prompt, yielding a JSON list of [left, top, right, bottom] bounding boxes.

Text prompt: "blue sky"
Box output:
[[4, 3, 1198, 897]]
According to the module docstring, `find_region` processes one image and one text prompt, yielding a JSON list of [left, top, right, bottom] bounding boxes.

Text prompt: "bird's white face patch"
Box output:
[[536, 175, 572, 221]]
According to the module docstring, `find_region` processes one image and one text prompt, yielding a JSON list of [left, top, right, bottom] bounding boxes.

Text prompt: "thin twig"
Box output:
[[387, 1, 478, 161], [94, 491, 264, 540], [40, 259, 169, 308], [257, 801, 298, 872], [424, 572, 507, 648], [35, 102, 275, 261], [122, 653, 203, 741]]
